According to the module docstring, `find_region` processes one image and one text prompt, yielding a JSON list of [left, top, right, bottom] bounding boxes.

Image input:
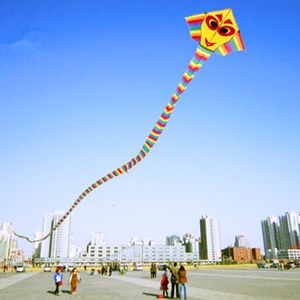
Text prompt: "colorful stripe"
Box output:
[[185, 13, 206, 43], [216, 31, 245, 56]]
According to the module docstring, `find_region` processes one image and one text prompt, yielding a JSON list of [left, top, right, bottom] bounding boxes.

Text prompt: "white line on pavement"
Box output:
[[111, 275, 258, 300], [0, 273, 37, 290], [188, 272, 300, 281]]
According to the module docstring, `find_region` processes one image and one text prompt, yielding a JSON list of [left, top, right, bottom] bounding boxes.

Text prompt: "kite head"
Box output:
[[186, 8, 245, 55]]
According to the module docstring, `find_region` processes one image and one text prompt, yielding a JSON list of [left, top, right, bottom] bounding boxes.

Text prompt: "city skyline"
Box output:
[[2, 211, 266, 258], [2, 208, 300, 258], [1, 1, 299, 254], [38, 212, 265, 257], [2, 209, 300, 261], [36, 209, 299, 253], [3, 207, 299, 256]]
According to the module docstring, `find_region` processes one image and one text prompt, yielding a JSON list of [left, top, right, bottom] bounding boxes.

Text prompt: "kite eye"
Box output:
[[205, 16, 219, 31], [219, 27, 228, 34], [210, 20, 218, 29], [218, 26, 235, 36]]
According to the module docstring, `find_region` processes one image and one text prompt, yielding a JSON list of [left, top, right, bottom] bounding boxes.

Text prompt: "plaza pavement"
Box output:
[[0, 268, 299, 299]]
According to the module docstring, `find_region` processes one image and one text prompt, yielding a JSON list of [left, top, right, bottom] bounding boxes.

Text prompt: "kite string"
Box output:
[[13, 231, 51, 243], [14, 44, 212, 243]]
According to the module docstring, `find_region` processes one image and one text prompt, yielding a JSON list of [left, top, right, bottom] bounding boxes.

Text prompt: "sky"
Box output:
[[1, 0, 299, 254]]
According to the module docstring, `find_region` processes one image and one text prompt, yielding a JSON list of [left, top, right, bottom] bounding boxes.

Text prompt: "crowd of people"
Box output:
[[52, 262, 188, 298]]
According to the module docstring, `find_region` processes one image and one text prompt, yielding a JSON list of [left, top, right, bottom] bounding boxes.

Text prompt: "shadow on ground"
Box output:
[[46, 291, 56, 295], [143, 291, 160, 297], [47, 290, 72, 296]]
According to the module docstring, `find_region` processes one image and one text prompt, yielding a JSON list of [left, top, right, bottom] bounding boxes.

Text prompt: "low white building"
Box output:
[[277, 249, 300, 260], [83, 239, 198, 263]]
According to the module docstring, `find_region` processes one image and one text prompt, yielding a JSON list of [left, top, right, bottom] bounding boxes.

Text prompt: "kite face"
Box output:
[[201, 9, 239, 51], [186, 8, 245, 54]]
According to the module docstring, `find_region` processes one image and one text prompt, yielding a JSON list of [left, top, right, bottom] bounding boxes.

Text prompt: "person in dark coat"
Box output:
[[168, 262, 179, 299]]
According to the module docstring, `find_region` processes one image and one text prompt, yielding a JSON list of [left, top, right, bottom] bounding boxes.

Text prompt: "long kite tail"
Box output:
[[14, 45, 212, 243]]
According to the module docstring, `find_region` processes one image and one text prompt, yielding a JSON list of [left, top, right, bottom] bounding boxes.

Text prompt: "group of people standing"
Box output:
[[91, 265, 112, 276], [160, 262, 187, 299]]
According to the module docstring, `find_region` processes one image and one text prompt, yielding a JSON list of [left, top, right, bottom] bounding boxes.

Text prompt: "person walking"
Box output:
[[108, 264, 112, 276], [153, 263, 157, 278], [178, 265, 187, 300], [150, 263, 157, 278], [53, 267, 63, 296], [169, 262, 179, 299], [160, 271, 169, 298], [69, 267, 81, 295]]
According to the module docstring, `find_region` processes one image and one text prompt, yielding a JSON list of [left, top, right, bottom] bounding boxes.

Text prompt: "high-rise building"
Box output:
[[261, 215, 282, 258], [261, 211, 300, 259], [33, 231, 42, 258], [68, 235, 81, 259], [0, 222, 14, 262], [40, 213, 54, 258], [166, 235, 181, 246], [279, 211, 300, 249], [129, 237, 144, 246], [89, 232, 105, 245], [199, 215, 221, 262], [234, 235, 248, 248], [51, 212, 71, 258], [182, 233, 199, 254], [40, 211, 71, 259]]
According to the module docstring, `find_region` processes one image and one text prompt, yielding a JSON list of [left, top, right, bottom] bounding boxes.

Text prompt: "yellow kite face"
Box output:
[[200, 9, 239, 51]]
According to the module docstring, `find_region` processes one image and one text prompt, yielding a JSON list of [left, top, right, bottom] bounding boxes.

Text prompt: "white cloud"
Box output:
[[0, 30, 46, 58]]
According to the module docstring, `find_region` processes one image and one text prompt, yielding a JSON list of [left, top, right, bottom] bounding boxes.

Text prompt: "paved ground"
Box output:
[[0, 268, 299, 299]]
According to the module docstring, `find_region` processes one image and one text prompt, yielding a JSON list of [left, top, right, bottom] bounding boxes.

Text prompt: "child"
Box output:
[[160, 271, 169, 298]]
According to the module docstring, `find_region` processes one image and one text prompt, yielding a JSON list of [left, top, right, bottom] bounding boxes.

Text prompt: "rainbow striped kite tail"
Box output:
[[171, 44, 212, 105]]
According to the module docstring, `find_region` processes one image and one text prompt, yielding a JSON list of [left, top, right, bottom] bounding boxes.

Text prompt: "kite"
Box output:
[[14, 8, 245, 243]]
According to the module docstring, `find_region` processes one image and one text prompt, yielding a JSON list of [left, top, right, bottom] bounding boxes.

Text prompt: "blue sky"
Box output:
[[1, 0, 299, 253]]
